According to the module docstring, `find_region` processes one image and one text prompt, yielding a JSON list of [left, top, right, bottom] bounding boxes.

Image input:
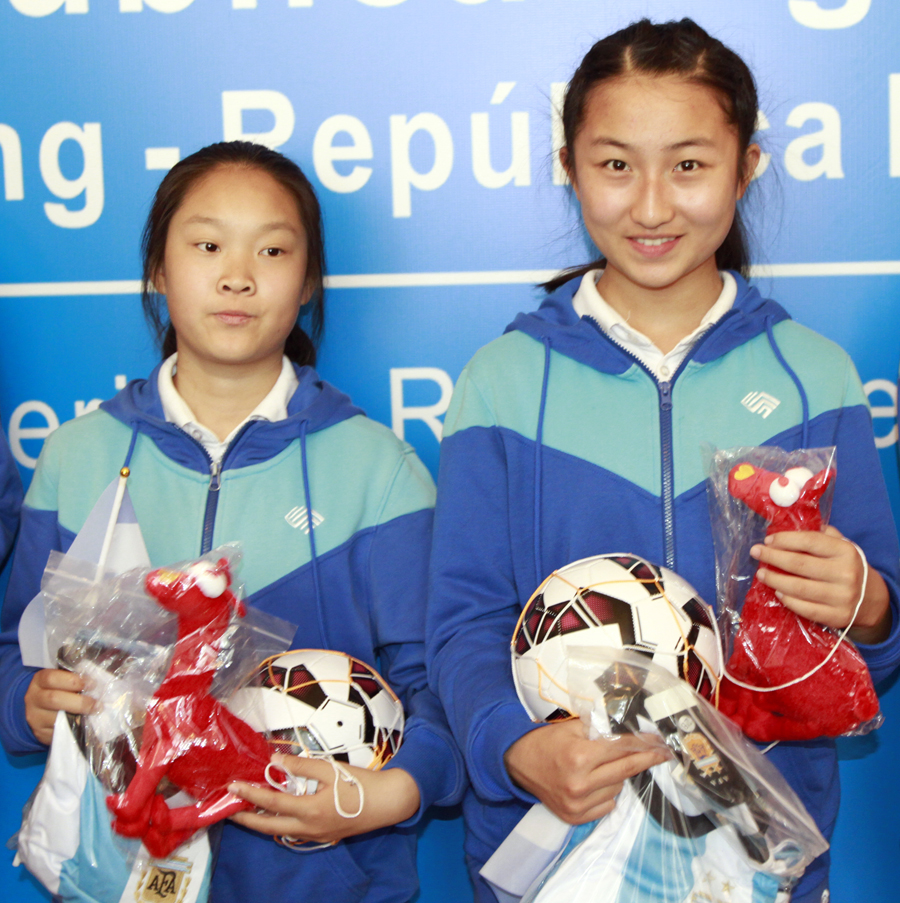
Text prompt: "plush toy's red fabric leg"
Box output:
[[164, 788, 251, 832], [108, 759, 169, 824]]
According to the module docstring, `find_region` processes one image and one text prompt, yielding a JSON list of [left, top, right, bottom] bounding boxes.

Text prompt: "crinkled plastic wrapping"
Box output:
[[23, 546, 296, 865], [522, 648, 828, 903], [706, 445, 881, 741]]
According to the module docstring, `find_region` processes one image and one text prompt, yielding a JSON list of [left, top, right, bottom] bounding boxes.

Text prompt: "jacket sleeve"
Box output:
[[364, 444, 467, 822], [426, 368, 540, 807], [0, 433, 68, 756], [820, 359, 900, 684], [0, 427, 23, 566]]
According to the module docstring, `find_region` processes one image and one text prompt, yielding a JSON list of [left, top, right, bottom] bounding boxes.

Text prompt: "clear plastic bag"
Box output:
[[522, 648, 829, 903], [706, 445, 881, 741], [32, 546, 297, 861]]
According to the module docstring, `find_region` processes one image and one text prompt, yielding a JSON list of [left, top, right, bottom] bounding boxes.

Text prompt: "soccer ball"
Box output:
[[512, 554, 722, 722], [228, 649, 404, 770]]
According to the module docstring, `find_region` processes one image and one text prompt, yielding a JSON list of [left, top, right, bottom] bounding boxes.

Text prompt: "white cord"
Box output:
[[267, 757, 365, 852], [330, 759, 364, 819], [723, 541, 868, 693]]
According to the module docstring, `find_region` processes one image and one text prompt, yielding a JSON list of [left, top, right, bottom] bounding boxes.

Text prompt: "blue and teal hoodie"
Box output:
[[427, 272, 900, 903], [0, 363, 465, 903], [0, 428, 22, 564]]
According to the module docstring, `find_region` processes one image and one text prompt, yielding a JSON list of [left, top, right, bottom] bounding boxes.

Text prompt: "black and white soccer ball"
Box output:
[[512, 554, 723, 722], [229, 649, 404, 770]]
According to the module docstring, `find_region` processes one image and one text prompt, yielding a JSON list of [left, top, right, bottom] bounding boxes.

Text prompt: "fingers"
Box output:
[[750, 529, 864, 627], [550, 746, 671, 824], [229, 807, 313, 838], [25, 668, 95, 745], [273, 753, 331, 782], [505, 721, 670, 825]]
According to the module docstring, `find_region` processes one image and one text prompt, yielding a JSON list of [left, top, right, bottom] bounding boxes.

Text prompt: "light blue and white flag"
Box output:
[[15, 473, 213, 903]]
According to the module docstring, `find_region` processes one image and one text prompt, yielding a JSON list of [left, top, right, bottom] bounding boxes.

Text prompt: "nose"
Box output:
[[631, 173, 674, 229], [217, 252, 255, 295]]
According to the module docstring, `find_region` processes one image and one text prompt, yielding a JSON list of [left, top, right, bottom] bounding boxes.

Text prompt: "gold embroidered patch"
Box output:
[[135, 860, 191, 903]]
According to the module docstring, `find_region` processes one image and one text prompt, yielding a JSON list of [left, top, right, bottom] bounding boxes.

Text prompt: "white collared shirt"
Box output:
[[158, 354, 299, 464], [572, 270, 737, 381]]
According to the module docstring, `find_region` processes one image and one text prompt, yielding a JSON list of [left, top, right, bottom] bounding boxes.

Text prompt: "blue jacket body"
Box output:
[[0, 363, 464, 903], [427, 272, 900, 903]]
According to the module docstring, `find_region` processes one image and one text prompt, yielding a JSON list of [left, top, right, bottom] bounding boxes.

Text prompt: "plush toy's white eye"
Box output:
[[769, 467, 814, 507], [186, 562, 227, 598], [783, 467, 814, 487]]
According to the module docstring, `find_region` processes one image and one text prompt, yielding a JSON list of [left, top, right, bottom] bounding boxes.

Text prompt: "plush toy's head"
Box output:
[[145, 558, 243, 619], [727, 463, 834, 530]]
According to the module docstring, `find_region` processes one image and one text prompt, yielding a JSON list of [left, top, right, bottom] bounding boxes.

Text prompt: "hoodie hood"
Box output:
[[505, 270, 792, 374], [100, 361, 365, 475]]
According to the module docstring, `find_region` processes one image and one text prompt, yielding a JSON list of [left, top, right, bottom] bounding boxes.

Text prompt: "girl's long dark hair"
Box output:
[[544, 17, 759, 293], [141, 141, 325, 366]]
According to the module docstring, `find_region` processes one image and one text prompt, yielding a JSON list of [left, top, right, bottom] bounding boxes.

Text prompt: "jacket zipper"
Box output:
[[191, 421, 256, 556], [658, 380, 675, 569], [201, 459, 221, 555], [583, 311, 736, 572]]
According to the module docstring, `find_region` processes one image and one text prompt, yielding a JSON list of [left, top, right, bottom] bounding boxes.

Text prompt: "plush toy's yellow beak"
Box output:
[[733, 463, 756, 481]]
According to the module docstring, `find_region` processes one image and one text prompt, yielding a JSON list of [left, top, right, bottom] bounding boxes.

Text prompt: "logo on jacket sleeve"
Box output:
[[285, 506, 324, 534], [741, 391, 780, 419]]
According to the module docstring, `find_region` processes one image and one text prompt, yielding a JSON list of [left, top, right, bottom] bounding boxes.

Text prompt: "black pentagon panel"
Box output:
[[260, 664, 289, 690], [350, 660, 381, 698], [682, 597, 714, 630], [610, 555, 660, 586], [580, 591, 636, 646], [544, 707, 573, 723], [285, 665, 329, 710], [554, 606, 590, 636]]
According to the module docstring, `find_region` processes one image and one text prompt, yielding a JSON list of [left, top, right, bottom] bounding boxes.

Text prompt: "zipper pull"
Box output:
[[659, 380, 673, 412], [209, 461, 221, 491]]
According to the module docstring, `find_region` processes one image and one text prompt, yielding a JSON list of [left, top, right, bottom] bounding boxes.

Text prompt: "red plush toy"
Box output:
[[717, 462, 880, 742], [106, 558, 278, 857]]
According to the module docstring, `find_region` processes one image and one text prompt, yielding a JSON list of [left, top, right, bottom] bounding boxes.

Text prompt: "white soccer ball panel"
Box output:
[[280, 649, 353, 703], [307, 697, 366, 752], [367, 687, 404, 733], [226, 686, 318, 733], [631, 596, 690, 654]]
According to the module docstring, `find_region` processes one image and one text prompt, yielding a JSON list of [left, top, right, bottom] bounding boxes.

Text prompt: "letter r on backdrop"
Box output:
[[390, 368, 454, 442]]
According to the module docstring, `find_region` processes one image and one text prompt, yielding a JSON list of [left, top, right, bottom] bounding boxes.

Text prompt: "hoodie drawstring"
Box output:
[[533, 337, 551, 588], [765, 315, 810, 447], [123, 423, 140, 470], [300, 420, 328, 647]]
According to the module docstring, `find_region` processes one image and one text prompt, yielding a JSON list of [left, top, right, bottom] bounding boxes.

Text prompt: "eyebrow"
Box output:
[[181, 215, 299, 233], [589, 137, 717, 151]]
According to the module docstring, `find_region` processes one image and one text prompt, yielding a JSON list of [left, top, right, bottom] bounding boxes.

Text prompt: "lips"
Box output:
[[628, 236, 680, 258], [215, 311, 253, 326]]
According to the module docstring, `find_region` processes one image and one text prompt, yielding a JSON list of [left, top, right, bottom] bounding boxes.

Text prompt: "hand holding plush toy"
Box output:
[[106, 559, 277, 857], [717, 463, 880, 742]]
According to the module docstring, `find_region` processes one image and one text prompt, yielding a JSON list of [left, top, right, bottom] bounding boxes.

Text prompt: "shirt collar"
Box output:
[[572, 270, 737, 351], [158, 354, 299, 462]]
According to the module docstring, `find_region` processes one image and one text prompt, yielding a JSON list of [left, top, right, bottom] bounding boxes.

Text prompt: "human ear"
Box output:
[[298, 279, 313, 308], [152, 267, 166, 295], [737, 144, 762, 198]]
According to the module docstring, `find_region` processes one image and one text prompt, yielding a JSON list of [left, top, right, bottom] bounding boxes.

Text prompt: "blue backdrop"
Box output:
[[2, 0, 899, 899]]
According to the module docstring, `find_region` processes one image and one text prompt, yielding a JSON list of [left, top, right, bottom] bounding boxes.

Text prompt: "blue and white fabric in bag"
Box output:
[[14, 474, 214, 903], [482, 650, 829, 903]]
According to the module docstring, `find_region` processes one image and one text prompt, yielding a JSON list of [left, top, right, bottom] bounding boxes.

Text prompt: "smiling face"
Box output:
[[155, 164, 309, 374], [563, 74, 759, 313]]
